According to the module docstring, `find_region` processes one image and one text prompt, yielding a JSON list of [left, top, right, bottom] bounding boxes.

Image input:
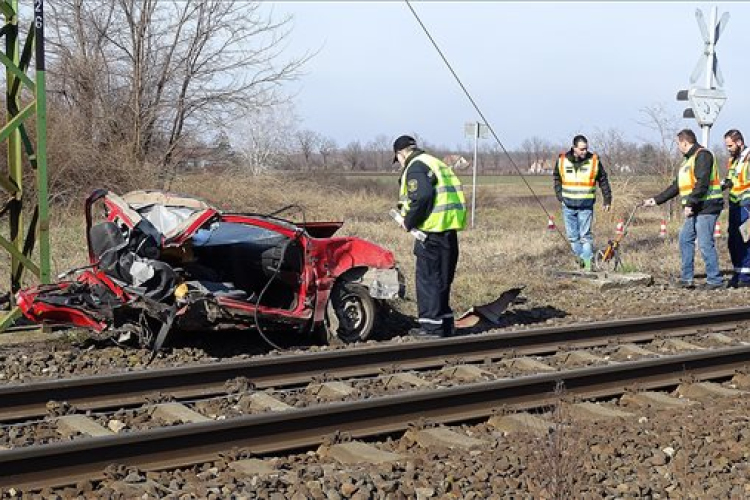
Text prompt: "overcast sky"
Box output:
[[268, 1, 749, 150]]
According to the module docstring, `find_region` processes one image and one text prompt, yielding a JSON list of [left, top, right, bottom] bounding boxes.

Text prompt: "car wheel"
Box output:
[[325, 281, 377, 344]]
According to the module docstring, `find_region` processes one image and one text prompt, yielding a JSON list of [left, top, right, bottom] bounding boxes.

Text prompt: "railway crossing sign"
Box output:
[[677, 7, 730, 145], [690, 9, 729, 86]]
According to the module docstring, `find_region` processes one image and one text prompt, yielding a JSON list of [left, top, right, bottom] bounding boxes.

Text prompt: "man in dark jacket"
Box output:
[[553, 135, 612, 271], [643, 129, 724, 289], [393, 135, 466, 339], [722, 129, 750, 287]]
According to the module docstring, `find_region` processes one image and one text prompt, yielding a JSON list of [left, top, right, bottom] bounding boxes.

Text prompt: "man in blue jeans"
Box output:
[[643, 129, 724, 290], [553, 135, 612, 270], [721, 129, 750, 287]]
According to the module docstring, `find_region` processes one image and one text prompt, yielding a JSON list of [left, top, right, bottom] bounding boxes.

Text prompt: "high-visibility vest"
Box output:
[[558, 153, 599, 202], [678, 148, 722, 206], [726, 149, 750, 204], [399, 153, 466, 232]]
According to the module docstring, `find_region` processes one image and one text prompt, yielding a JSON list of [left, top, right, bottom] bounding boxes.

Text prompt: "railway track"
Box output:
[[1, 307, 749, 490], [1, 306, 749, 422], [1, 346, 749, 490]]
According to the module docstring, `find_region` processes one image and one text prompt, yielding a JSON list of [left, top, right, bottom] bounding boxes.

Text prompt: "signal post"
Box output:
[[0, 0, 50, 331], [676, 7, 730, 146]]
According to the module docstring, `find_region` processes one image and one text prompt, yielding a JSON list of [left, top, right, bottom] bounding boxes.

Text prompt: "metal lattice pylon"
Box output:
[[0, 0, 49, 331]]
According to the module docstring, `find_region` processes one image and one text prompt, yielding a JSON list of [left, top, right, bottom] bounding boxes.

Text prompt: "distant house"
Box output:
[[179, 142, 238, 171], [614, 163, 633, 174], [443, 154, 471, 171], [528, 159, 553, 174]]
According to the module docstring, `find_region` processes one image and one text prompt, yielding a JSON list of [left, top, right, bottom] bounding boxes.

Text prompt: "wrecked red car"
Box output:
[[17, 189, 404, 348]]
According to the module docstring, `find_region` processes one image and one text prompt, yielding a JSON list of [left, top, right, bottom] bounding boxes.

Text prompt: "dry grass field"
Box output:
[[2, 172, 733, 324]]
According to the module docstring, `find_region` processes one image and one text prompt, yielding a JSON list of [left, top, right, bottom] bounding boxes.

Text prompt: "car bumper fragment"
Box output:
[[364, 268, 405, 299]]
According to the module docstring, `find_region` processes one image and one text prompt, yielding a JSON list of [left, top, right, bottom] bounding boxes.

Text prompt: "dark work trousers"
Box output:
[[414, 230, 459, 335], [728, 203, 750, 284]]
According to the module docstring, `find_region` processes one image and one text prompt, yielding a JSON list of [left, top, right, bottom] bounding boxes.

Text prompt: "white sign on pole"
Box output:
[[463, 122, 488, 228], [464, 122, 489, 139], [687, 88, 726, 126]]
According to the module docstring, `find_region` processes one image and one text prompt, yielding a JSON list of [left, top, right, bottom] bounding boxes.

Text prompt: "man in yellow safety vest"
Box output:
[[553, 134, 612, 271], [722, 129, 750, 287], [643, 129, 724, 290], [393, 135, 466, 339]]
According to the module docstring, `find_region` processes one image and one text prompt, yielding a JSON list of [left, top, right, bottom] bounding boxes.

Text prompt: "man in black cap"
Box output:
[[393, 135, 467, 339]]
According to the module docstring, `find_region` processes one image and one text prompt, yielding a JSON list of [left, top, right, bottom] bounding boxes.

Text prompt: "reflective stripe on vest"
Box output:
[[678, 148, 722, 206], [727, 150, 750, 204], [558, 153, 599, 201], [399, 153, 467, 232]]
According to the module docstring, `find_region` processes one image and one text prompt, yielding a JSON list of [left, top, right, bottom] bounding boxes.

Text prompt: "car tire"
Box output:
[[324, 281, 378, 344]]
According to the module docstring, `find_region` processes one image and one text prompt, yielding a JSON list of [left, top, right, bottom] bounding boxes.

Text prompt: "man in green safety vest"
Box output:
[[643, 128, 724, 290], [393, 135, 466, 339]]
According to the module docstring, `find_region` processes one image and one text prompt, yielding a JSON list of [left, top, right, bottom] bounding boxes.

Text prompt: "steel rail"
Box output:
[[0, 306, 749, 422], [0, 344, 748, 490]]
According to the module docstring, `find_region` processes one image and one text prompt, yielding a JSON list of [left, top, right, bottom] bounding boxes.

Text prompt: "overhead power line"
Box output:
[[404, 0, 568, 244]]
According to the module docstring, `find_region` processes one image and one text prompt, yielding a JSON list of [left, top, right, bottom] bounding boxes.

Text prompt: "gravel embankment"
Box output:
[[19, 394, 750, 498], [4, 276, 750, 383], [1, 276, 750, 497]]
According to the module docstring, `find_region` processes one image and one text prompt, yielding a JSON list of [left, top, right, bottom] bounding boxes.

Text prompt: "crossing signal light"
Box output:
[[677, 89, 695, 119]]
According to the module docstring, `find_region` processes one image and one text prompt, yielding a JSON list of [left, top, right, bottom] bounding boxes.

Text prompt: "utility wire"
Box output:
[[404, 1, 570, 246]]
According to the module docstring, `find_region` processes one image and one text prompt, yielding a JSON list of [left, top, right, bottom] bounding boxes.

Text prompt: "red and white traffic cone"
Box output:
[[547, 215, 556, 231], [714, 221, 722, 238], [659, 220, 667, 237], [615, 220, 625, 237]]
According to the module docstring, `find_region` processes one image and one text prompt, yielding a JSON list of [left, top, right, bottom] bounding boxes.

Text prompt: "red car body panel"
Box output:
[[17, 279, 109, 331], [17, 190, 404, 343]]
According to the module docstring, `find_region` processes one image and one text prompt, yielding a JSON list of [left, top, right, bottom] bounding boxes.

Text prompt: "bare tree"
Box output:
[[318, 136, 338, 170], [637, 103, 681, 177], [367, 134, 391, 171], [520, 136, 554, 173], [47, 0, 310, 187], [590, 128, 635, 175], [343, 140, 364, 171], [638, 142, 659, 170], [638, 103, 683, 219], [46, 0, 118, 144], [295, 129, 321, 171], [233, 104, 296, 175], [484, 142, 506, 174]]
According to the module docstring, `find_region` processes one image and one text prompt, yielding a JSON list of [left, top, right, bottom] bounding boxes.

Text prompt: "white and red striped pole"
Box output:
[[615, 220, 625, 237]]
